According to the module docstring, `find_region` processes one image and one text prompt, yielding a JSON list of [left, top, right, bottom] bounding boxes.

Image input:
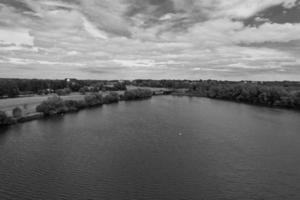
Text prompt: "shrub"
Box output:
[[0, 111, 16, 126], [36, 95, 67, 115], [79, 86, 89, 95], [56, 88, 72, 96], [12, 107, 23, 118], [64, 100, 80, 112], [103, 92, 120, 104], [124, 89, 153, 100], [77, 100, 88, 109], [0, 111, 8, 124], [294, 91, 300, 108], [84, 93, 103, 107]]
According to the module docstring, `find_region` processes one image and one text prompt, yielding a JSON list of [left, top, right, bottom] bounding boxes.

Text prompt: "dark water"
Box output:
[[0, 96, 300, 200]]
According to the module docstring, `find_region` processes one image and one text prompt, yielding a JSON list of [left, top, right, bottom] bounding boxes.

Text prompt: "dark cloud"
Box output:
[[242, 40, 300, 56], [124, 0, 208, 34], [244, 3, 300, 27], [58, 0, 81, 4], [125, 0, 176, 28], [126, 0, 175, 17], [82, 66, 126, 75], [0, 0, 34, 12]]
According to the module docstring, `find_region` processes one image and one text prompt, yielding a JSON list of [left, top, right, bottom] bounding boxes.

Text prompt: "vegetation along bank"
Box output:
[[0, 89, 153, 126]]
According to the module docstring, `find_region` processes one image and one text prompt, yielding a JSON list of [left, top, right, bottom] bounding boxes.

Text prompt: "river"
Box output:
[[0, 96, 299, 200]]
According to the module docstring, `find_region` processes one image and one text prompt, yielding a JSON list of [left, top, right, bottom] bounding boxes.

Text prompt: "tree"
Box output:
[[124, 89, 153, 100], [36, 95, 67, 115], [294, 91, 300, 108], [103, 92, 120, 104], [12, 107, 23, 118], [84, 93, 103, 107], [79, 86, 89, 94], [0, 111, 16, 125], [56, 88, 71, 96]]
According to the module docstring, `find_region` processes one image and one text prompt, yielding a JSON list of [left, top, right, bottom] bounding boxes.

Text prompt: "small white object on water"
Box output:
[[178, 132, 182, 136]]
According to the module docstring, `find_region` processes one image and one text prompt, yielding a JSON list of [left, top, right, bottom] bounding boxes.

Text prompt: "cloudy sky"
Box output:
[[0, 0, 300, 80]]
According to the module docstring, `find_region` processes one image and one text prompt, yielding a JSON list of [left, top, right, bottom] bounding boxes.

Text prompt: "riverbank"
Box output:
[[0, 93, 85, 116], [172, 91, 300, 111], [0, 88, 165, 126]]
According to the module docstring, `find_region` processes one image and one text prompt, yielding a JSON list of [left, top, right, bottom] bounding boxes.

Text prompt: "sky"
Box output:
[[0, 0, 300, 80]]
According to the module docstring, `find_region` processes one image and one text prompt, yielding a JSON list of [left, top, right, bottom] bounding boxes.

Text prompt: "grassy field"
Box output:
[[126, 86, 172, 91], [0, 91, 130, 116], [0, 88, 167, 116], [0, 93, 86, 116]]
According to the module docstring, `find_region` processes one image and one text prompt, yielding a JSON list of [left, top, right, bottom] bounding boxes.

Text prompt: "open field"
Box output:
[[126, 85, 172, 92], [0, 93, 85, 116], [0, 89, 151, 116]]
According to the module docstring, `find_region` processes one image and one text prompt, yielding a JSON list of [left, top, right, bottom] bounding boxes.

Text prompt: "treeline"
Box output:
[[0, 89, 153, 126], [132, 79, 300, 91], [123, 89, 153, 100], [132, 79, 300, 109], [0, 78, 67, 97], [188, 82, 300, 109], [132, 79, 193, 89], [1, 77, 300, 109], [36, 89, 153, 116], [0, 78, 127, 98]]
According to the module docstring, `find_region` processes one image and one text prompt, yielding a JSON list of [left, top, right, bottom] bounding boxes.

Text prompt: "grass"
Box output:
[[0, 93, 85, 116], [0, 88, 165, 117], [126, 85, 171, 92]]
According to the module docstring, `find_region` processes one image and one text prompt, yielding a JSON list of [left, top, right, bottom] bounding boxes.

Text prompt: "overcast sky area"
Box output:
[[0, 0, 300, 80]]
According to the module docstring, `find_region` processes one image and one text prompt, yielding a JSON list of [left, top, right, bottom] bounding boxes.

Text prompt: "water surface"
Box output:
[[0, 96, 300, 200]]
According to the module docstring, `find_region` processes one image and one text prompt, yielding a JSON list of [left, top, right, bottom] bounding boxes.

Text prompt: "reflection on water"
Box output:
[[0, 96, 300, 200]]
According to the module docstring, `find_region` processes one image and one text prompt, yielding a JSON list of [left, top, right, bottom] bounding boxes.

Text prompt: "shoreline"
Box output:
[[2, 89, 299, 127], [172, 92, 300, 111], [0, 89, 167, 127]]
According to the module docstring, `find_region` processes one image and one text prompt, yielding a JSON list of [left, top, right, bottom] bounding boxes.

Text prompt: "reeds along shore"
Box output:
[[0, 89, 153, 126]]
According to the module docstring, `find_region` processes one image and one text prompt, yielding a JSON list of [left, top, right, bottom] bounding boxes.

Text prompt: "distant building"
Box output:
[[65, 78, 77, 83], [65, 78, 78, 88]]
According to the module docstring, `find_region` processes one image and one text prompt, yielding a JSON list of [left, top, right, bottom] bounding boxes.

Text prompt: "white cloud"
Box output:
[[67, 51, 80, 56], [82, 17, 108, 39], [184, 0, 298, 19], [113, 59, 156, 68], [0, 0, 300, 80], [0, 45, 38, 52], [218, 0, 297, 18], [165, 19, 300, 46], [234, 23, 300, 43], [0, 28, 34, 46], [0, 57, 85, 66]]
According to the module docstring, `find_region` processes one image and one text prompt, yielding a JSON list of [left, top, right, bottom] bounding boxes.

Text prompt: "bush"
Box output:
[[64, 100, 80, 112], [0, 111, 8, 124], [294, 91, 300, 108], [79, 86, 89, 95], [12, 107, 23, 118], [36, 95, 67, 115], [124, 89, 153, 100], [0, 111, 16, 126], [103, 92, 120, 104], [84, 93, 103, 107], [56, 88, 72, 96], [77, 100, 88, 109]]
